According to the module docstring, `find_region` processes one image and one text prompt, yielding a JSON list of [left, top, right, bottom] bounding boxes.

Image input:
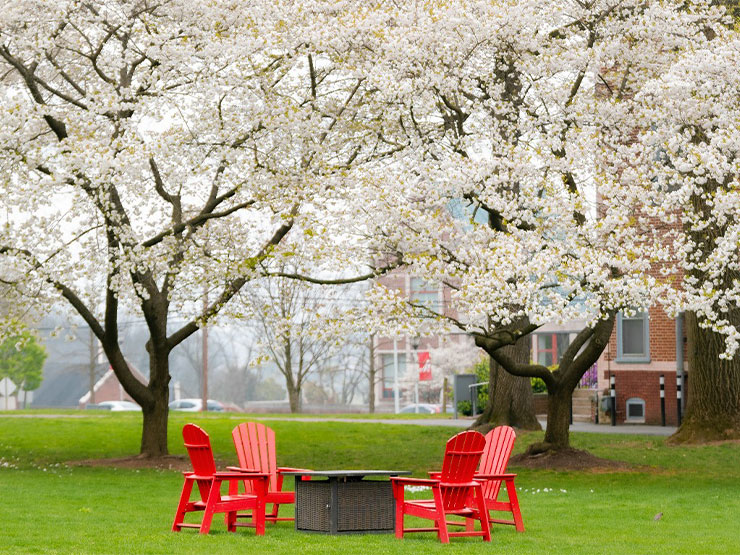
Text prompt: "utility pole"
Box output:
[[89, 327, 97, 405], [393, 338, 400, 414], [201, 290, 208, 412], [368, 334, 376, 413]]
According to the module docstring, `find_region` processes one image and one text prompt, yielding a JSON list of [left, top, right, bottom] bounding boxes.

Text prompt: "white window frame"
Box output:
[[616, 311, 650, 363]]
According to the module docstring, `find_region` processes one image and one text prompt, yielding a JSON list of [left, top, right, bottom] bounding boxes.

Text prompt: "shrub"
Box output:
[[457, 400, 472, 416], [531, 377, 547, 393]]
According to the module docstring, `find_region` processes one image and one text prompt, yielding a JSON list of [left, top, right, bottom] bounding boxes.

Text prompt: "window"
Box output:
[[625, 397, 646, 423], [617, 311, 650, 362], [536, 333, 571, 366], [410, 278, 439, 312], [381, 353, 407, 398]]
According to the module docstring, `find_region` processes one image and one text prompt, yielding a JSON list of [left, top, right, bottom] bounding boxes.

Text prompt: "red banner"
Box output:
[[418, 351, 432, 381]]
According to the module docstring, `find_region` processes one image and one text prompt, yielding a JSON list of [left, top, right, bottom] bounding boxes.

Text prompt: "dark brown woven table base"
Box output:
[[294, 477, 396, 534]]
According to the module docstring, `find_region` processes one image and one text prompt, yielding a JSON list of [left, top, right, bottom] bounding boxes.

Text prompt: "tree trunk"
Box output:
[[671, 311, 740, 443], [481, 314, 614, 457], [670, 174, 740, 443], [138, 349, 171, 457], [287, 384, 302, 413], [473, 339, 541, 432], [140, 394, 169, 457], [539, 386, 572, 452]]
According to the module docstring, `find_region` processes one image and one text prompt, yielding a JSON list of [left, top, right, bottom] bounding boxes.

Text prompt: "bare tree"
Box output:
[[244, 277, 339, 413]]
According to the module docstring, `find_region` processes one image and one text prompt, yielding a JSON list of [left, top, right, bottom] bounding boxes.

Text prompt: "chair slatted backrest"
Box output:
[[183, 424, 217, 501], [439, 430, 486, 511], [232, 422, 278, 493], [478, 426, 516, 500]]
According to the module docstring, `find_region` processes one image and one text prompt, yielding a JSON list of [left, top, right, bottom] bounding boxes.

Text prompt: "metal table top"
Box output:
[[281, 470, 411, 479]]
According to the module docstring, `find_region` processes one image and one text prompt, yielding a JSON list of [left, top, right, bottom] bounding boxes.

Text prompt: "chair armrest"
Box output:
[[428, 471, 441, 479], [474, 473, 517, 480], [214, 471, 269, 480], [226, 466, 261, 473], [390, 477, 439, 487]]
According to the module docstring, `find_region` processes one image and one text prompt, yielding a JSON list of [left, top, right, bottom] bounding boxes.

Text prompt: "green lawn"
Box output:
[[1, 411, 738, 554]]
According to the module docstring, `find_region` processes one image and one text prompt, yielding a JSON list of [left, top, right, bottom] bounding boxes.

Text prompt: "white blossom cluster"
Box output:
[[346, 0, 738, 354], [0, 1, 391, 332], [0, 0, 737, 361]]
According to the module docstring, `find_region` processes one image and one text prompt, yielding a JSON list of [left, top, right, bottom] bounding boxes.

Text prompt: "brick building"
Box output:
[[375, 264, 686, 425], [77, 364, 147, 409], [597, 307, 686, 426], [373, 272, 472, 410]]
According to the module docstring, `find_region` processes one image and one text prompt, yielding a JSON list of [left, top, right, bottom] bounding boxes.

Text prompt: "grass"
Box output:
[[1, 411, 739, 554]]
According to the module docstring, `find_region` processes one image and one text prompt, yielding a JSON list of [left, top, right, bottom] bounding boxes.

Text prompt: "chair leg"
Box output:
[[200, 481, 220, 534], [393, 484, 405, 539], [474, 485, 491, 542], [226, 511, 237, 532], [172, 479, 194, 532], [253, 485, 266, 536], [505, 479, 525, 532], [432, 487, 449, 543], [465, 517, 475, 532]]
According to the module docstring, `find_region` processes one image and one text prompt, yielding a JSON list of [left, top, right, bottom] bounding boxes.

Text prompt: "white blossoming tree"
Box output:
[[350, 0, 733, 455], [0, 1, 391, 456], [617, 32, 740, 442]]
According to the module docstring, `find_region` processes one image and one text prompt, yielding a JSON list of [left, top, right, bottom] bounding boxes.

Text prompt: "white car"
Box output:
[[169, 398, 225, 412], [87, 400, 141, 411], [399, 403, 441, 414]]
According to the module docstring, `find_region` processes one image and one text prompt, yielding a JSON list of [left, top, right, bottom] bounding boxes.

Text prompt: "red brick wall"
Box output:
[[607, 370, 685, 426], [94, 378, 134, 404], [647, 308, 677, 362], [606, 306, 678, 362]]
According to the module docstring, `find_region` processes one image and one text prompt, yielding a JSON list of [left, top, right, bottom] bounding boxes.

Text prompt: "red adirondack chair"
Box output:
[[172, 423, 269, 535], [228, 422, 309, 524], [391, 430, 491, 543], [473, 426, 525, 532]]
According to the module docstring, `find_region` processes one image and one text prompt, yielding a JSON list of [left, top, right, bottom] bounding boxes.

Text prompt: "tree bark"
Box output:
[[287, 385, 302, 413], [137, 344, 171, 457], [540, 386, 572, 451], [140, 391, 170, 457], [670, 171, 740, 443], [473, 339, 541, 432], [671, 311, 740, 443]]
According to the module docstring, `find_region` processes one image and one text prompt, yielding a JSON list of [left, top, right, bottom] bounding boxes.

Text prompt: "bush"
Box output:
[[457, 400, 472, 416], [473, 359, 488, 411], [531, 377, 547, 393]]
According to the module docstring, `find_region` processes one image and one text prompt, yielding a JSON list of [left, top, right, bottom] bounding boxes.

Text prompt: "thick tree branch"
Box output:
[[166, 217, 296, 348], [265, 260, 401, 285], [486, 346, 557, 389], [564, 313, 616, 388], [141, 198, 256, 248]]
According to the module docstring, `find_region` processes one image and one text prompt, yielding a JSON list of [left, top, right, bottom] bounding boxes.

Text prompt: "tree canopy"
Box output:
[[1, 0, 738, 451], [344, 0, 739, 449], [0, 329, 47, 394], [0, 0, 393, 455]]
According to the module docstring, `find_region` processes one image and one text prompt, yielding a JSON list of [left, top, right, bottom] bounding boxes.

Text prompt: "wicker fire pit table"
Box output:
[[281, 470, 411, 534]]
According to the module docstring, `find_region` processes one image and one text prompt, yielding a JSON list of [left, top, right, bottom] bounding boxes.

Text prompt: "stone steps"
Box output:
[[536, 389, 598, 423]]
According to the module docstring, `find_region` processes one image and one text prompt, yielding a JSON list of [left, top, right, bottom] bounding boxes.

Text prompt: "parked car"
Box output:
[[399, 403, 441, 414], [86, 400, 141, 412], [168, 398, 225, 412]]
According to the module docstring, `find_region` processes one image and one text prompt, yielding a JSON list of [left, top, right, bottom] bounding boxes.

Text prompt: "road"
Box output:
[[263, 416, 678, 436]]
